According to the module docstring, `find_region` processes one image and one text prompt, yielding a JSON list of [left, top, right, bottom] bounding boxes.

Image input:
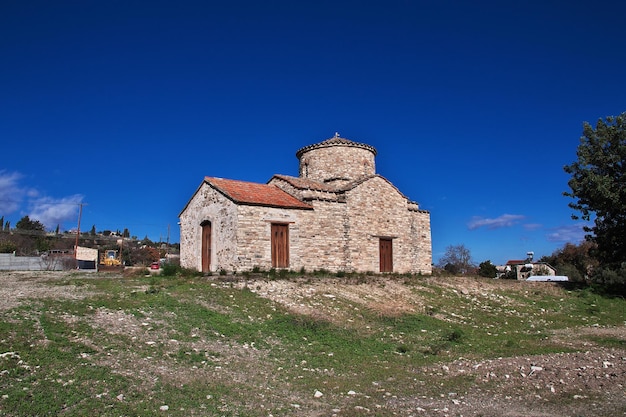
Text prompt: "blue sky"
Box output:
[[1, 1, 624, 265]]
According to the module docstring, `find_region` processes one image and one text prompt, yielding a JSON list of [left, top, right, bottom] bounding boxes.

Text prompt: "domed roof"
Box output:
[[296, 134, 377, 159]]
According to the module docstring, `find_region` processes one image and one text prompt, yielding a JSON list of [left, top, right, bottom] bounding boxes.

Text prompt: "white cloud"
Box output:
[[546, 224, 588, 243], [0, 171, 28, 214], [467, 214, 525, 230], [0, 170, 83, 231], [29, 195, 84, 230], [523, 223, 543, 231]]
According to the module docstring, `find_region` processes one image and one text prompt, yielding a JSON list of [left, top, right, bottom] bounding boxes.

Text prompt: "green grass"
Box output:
[[585, 335, 626, 348], [0, 273, 624, 416]]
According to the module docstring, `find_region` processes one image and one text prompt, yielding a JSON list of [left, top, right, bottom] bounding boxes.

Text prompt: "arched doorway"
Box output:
[[201, 221, 211, 273]]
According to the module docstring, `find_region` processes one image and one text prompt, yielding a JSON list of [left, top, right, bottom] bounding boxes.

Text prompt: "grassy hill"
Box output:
[[0, 271, 624, 416]]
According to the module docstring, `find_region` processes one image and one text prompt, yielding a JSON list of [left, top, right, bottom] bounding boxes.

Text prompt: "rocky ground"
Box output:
[[1, 271, 625, 416], [235, 276, 626, 416], [0, 271, 94, 312]]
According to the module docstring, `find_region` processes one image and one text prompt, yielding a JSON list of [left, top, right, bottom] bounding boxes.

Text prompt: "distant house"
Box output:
[[179, 135, 432, 274], [504, 259, 557, 280]]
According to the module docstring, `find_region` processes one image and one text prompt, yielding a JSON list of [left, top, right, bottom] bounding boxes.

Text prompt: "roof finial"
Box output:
[[334, 132, 340, 138]]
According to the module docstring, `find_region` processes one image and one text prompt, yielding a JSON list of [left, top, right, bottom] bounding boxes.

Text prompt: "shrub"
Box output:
[[446, 328, 464, 343], [396, 344, 410, 354], [161, 263, 180, 277], [478, 260, 497, 278], [0, 240, 17, 253]]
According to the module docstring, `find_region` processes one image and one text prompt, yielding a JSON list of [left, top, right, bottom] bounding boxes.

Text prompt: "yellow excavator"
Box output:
[[100, 249, 122, 266]]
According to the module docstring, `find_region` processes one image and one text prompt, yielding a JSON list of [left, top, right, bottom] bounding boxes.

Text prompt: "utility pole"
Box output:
[[74, 203, 85, 258], [166, 224, 170, 257]]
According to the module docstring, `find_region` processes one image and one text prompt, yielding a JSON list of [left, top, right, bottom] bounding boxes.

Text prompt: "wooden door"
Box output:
[[379, 238, 393, 273], [271, 223, 289, 268], [201, 221, 211, 273]]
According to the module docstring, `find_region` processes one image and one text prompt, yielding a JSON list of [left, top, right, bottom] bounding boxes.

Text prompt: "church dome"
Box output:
[[296, 134, 377, 185]]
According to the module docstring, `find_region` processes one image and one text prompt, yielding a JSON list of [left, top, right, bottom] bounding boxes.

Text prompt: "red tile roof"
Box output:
[[205, 177, 312, 209], [506, 260, 527, 265]]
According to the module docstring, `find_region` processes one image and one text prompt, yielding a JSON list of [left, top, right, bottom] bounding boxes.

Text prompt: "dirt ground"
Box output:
[[2, 271, 625, 416], [233, 276, 626, 416]]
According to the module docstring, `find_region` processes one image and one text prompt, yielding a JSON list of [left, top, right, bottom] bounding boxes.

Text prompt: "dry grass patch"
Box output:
[[0, 271, 97, 312], [236, 276, 425, 325]]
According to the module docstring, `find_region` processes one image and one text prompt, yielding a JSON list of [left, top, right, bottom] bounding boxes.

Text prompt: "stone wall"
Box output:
[[295, 200, 347, 272], [179, 182, 238, 272], [269, 176, 432, 274], [345, 176, 403, 272], [236, 205, 305, 272], [299, 145, 375, 185], [180, 181, 312, 273], [409, 209, 432, 274], [0, 253, 65, 271], [341, 176, 432, 274]]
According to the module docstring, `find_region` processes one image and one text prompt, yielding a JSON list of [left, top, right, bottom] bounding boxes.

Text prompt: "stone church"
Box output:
[[179, 135, 432, 274]]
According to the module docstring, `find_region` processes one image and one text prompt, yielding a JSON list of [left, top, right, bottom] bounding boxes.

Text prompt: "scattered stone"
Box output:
[[314, 390, 323, 398], [159, 405, 169, 411], [0, 351, 19, 359], [3, 271, 626, 417]]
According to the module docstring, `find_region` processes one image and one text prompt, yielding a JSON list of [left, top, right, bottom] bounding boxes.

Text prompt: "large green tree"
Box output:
[[15, 216, 46, 234], [564, 112, 626, 279]]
